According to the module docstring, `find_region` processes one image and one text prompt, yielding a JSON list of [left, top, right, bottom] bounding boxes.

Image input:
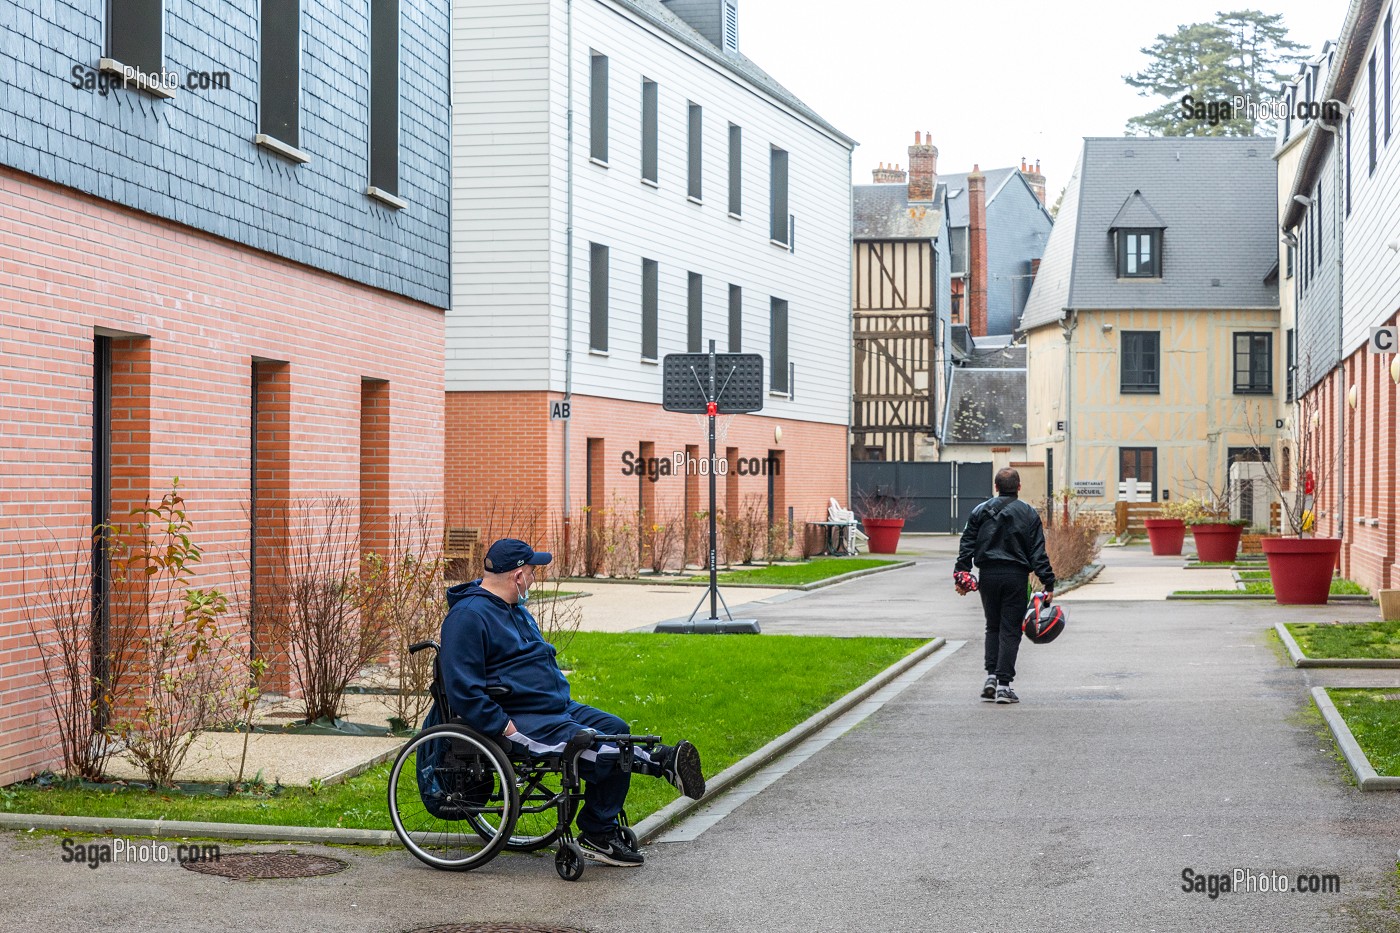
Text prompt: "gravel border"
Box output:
[[1310, 687, 1400, 791], [0, 637, 948, 848], [1274, 622, 1400, 668]]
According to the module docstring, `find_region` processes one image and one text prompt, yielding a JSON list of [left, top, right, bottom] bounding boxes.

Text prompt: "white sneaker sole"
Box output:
[[578, 847, 644, 867]]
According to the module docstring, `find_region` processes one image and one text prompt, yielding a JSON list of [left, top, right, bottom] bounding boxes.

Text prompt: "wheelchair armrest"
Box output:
[[485, 684, 512, 698]]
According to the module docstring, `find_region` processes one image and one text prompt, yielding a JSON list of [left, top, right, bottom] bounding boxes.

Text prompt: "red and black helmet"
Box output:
[[953, 571, 979, 592], [1022, 592, 1066, 644]]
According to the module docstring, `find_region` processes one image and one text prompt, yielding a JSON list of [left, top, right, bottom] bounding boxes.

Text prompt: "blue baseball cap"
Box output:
[[483, 538, 552, 573]]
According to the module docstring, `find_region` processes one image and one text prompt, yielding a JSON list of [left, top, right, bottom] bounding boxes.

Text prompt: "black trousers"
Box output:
[[979, 567, 1030, 685]]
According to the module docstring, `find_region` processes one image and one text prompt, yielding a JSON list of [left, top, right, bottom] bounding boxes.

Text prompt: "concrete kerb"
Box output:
[[1168, 593, 1375, 603], [1275, 622, 1400, 668], [632, 636, 948, 843], [0, 637, 948, 849], [1310, 686, 1400, 791], [1054, 563, 1103, 597], [562, 560, 915, 592]]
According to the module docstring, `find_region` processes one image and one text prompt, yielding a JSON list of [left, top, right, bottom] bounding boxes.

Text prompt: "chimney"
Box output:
[[907, 130, 937, 203], [872, 161, 907, 184], [1022, 157, 1046, 204], [967, 164, 988, 338]]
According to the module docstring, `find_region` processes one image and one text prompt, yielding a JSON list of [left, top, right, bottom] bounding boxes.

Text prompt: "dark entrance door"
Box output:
[[849, 460, 993, 533], [1119, 447, 1158, 501]]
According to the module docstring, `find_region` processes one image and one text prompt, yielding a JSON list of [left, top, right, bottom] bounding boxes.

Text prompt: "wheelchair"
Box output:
[[386, 640, 659, 880]]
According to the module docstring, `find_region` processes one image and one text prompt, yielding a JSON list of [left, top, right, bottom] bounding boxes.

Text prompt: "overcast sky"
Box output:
[[738, 0, 1350, 198]]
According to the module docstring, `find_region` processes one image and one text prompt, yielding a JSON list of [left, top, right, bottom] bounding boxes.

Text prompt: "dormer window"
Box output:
[[1118, 229, 1160, 278]]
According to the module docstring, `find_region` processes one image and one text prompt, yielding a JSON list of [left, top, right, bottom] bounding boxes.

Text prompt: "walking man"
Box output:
[[954, 468, 1056, 704]]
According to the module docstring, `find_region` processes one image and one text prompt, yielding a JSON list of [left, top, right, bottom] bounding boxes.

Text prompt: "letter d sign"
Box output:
[[1369, 326, 1399, 354]]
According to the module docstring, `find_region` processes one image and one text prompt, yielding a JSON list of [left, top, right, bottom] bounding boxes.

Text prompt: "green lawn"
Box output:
[[1, 632, 926, 830], [1174, 578, 1368, 597], [686, 557, 900, 586], [1326, 689, 1400, 776], [1289, 620, 1400, 660]]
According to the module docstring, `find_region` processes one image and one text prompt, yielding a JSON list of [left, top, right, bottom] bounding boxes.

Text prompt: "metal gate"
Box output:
[[850, 461, 993, 533]]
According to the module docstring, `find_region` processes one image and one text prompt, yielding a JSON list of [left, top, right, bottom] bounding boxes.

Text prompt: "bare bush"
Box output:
[[1042, 518, 1103, 583], [530, 576, 584, 656], [639, 509, 683, 573]]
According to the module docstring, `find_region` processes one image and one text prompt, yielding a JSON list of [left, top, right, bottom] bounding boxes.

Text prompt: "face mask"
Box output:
[[516, 578, 531, 607]]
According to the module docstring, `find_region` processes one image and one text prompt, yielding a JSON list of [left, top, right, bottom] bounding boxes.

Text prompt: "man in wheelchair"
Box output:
[[438, 537, 706, 867]]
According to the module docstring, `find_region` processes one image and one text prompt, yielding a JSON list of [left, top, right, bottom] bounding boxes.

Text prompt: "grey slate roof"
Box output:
[[1020, 137, 1279, 331], [943, 367, 1028, 444], [941, 167, 1020, 227], [1108, 190, 1167, 230], [618, 0, 855, 147], [853, 182, 947, 240]]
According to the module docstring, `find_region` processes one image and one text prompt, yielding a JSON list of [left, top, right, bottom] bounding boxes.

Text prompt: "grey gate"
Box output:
[[850, 461, 993, 533]]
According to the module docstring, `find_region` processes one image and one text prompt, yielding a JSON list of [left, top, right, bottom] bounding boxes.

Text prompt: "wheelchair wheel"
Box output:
[[555, 840, 585, 881], [388, 724, 519, 871], [467, 764, 575, 852]]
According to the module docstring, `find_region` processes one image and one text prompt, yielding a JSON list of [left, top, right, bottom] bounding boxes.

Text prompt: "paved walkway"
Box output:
[[5, 537, 1399, 932]]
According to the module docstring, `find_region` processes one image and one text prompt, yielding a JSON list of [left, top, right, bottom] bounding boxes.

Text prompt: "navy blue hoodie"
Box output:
[[439, 580, 571, 736]]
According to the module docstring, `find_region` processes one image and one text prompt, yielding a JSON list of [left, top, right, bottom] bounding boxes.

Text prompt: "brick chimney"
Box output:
[[1021, 157, 1046, 204], [872, 161, 907, 184], [907, 130, 937, 203], [967, 164, 988, 338]]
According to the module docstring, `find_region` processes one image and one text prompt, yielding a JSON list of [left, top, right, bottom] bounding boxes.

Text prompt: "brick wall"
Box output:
[[0, 165, 444, 783], [444, 390, 848, 559]]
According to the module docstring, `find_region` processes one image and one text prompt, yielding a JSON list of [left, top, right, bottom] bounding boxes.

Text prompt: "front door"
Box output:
[[1119, 447, 1157, 502]]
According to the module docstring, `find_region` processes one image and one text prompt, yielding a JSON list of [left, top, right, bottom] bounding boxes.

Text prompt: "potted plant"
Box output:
[[1185, 499, 1248, 564], [1144, 499, 1194, 556], [853, 487, 924, 554], [1242, 391, 1346, 605]]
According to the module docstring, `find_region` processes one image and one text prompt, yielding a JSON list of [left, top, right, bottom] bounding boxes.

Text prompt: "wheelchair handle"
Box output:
[[408, 640, 440, 655]]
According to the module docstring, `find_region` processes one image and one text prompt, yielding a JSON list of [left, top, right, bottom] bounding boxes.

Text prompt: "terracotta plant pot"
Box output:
[[1261, 536, 1343, 605], [862, 518, 905, 554], [1190, 523, 1244, 563], [1144, 518, 1186, 556]]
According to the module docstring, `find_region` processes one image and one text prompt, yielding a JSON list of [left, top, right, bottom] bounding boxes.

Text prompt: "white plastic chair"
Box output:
[[828, 498, 866, 555]]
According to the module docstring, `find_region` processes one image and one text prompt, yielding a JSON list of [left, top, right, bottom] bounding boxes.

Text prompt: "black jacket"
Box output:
[[954, 495, 1056, 590]]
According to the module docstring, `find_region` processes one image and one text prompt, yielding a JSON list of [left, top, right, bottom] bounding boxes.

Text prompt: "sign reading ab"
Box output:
[[549, 400, 571, 421]]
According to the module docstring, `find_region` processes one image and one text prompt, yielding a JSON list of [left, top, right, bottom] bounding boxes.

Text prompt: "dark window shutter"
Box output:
[[369, 0, 400, 194], [260, 0, 300, 146], [591, 54, 609, 163], [642, 79, 657, 181], [770, 298, 788, 393], [642, 259, 658, 359], [590, 243, 609, 352], [688, 272, 703, 352]]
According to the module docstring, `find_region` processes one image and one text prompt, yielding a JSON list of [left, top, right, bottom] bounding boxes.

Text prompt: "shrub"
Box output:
[[1043, 517, 1103, 583]]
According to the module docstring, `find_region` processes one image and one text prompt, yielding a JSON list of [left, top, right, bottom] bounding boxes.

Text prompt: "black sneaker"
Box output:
[[656, 740, 706, 799], [578, 827, 645, 866], [981, 675, 998, 701], [995, 685, 1019, 704]]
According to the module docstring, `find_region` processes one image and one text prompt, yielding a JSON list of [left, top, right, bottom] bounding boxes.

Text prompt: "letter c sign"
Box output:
[[1369, 326, 1399, 354]]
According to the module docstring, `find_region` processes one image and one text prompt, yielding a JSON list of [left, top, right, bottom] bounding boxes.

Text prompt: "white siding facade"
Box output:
[[448, 0, 854, 427]]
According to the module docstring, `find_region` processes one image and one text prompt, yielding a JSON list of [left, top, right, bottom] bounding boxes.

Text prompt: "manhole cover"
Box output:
[[408, 926, 589, 933], [183, 851, 348, 880]]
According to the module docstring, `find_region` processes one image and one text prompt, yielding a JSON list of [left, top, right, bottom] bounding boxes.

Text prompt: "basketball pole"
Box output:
[[655, 341, 760, 635]]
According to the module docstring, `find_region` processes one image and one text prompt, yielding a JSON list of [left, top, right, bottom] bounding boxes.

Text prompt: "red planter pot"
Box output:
[[1261, 536, 1343, 605], [1190, 523, 1244, 563], [862, 518, 905, 554], [1144, 518, 1186, 556]]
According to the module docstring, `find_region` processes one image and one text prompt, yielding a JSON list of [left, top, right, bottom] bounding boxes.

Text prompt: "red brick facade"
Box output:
[[1302, 310, 1400, 593], [0, 166, 444, 782], [444, 391, 847, 558]]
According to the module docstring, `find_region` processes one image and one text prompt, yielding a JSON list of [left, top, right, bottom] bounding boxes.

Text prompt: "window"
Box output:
[[591, 54, 609, 164], [1387, 12, 1393, 144], [770, 147, 789, 244], [1227, 446, 1271, 465], [1120, 331, 1160, 394], [728, 285, 742, 351], [1117, 229, 1160, 277], [641, 259, 658, 360], [641, 79, 657, 182], [770, 297, 789, 393], [949, 226, 968, 276], [107, 0, 163, 76], [260, 0, 300, 148], [1286, 328, 1295, 403], [1369, 51, 1377, 175], [728, 123, 742, 216], [1233, 332, 1273, 395], [1119, 447, 1157, 502], [687, 272, 702, 352], [1346, 113, 1353, 215], [687, 103, 703, 200], [590, 243, 609, 352], [368, 0, 400, 199]]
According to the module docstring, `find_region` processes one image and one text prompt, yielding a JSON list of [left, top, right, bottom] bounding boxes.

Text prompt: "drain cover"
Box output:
[[408, 926, 589, 933], [183, 851, 348, 880]]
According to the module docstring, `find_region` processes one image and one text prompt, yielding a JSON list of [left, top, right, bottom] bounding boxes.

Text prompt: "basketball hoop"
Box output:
[[691, 411, 737, 442]]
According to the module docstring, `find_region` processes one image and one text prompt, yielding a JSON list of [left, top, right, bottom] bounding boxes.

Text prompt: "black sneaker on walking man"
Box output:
[[954, 468, 1056, 704]]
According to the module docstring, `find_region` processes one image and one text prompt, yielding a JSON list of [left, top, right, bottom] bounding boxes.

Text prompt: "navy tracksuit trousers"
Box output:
[[978, 564, 1030, 685]]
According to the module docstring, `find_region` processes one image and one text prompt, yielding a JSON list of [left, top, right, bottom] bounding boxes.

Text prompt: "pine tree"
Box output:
[[1124, 11, 1307, 137]]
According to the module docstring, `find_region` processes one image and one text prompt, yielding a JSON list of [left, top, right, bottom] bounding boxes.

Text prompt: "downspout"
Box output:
[[1316, 104, 1348, 541], [846, 147, 853, 504], [562, 0, 575, 548], [1060, 308, 1077, 523]]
